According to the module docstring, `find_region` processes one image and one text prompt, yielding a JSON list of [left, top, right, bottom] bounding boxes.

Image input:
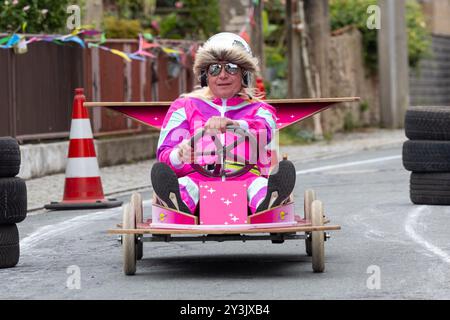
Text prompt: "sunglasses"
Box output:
[[207, 63, 240, 76]]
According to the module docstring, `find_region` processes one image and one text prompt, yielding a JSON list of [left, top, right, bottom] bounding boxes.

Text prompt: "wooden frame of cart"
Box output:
[[108, 189, 341, 275]]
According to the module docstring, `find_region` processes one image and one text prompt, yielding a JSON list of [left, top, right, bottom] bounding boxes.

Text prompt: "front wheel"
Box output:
[[304, 189, 316, 256], [311, 200, 325, 273]]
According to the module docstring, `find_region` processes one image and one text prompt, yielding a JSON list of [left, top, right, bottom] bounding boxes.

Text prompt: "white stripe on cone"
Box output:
[[65, 157, 100, 178], [69, 119, 94, 139]]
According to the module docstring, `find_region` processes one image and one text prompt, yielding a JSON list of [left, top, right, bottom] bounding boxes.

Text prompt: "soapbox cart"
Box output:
[[85, 97, 358, 275]]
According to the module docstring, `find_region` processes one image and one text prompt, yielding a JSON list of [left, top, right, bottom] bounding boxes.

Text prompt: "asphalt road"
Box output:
[[1, 145, 450, 299]]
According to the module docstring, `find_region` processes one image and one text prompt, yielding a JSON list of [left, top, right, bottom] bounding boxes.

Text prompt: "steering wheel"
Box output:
[[189, 125, 258, 178]]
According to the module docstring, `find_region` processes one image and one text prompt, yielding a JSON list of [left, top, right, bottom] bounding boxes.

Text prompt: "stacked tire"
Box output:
[[403, 106, 450, 205], [0, 137, 27, 268]]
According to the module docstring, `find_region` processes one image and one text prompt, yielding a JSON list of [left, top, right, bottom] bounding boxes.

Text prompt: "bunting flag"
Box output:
[[87, 32, 107, 48], [238, 0, 258, 44], [239, 26, 251, 44], [60, 35, 86, 48], [0, 27, 198, 65], [127, 53, 147, 61], [0, 35, 10, 46], [249, 5, 256, 27], [162, 47, 182, 55], [25, 37, 39, 45], [132, 33, 157, 58], [110, 49, 132, 62], [0, 34, 20, 48]]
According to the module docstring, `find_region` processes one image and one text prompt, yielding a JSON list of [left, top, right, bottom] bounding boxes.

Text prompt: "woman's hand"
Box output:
[[204, 116, 239, 133], [177, 117, 240, 164], [177, 139, 194, 164]]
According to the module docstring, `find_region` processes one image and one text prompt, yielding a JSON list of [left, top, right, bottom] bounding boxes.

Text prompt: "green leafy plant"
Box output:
[[359, 100, 369, 112], [0, 0, 72, 33], [343, 112, 357, 131], [265, 45, 287, 78], [103, 15, 142, 39], [330, 0, 431, 72], [158, 0, 220, 40]]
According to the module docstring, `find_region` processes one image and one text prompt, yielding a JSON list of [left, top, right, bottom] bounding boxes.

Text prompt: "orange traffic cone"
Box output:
[[45, 88, 122, 210]]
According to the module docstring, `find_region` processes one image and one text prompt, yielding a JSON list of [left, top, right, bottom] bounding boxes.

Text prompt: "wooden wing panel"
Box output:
[[84, 97, 359, 130]]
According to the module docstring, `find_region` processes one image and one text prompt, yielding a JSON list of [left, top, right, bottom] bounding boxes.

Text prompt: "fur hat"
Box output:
[[193, 32, 259, 80]]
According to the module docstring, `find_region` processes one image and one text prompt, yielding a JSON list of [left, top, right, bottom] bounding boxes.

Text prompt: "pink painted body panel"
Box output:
[[111, 106, 167, 129], [151, 204, 196, 225], [249, 202, 295, 224], [199, 181, 248, 225]]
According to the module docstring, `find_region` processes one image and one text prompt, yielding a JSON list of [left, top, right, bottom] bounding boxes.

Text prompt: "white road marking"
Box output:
[[295, 155, 401, 175], [404, 206, 450, 265], [20, 200, 153, 252], [21, 210, 114, 252]]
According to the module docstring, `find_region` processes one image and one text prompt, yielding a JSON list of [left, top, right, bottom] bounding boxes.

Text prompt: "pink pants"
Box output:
[[178, 171, 268, 215]]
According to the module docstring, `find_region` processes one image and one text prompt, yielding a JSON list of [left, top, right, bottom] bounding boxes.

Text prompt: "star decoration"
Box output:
[[207, 187, 216, 194]]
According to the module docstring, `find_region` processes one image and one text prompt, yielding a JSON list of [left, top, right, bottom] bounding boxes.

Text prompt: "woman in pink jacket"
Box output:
[[151, 33, 296, 215]]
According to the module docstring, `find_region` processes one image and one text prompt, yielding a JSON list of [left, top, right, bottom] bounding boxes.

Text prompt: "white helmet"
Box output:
[[204, 32, 253, 56], [194, 32, 259, 87]]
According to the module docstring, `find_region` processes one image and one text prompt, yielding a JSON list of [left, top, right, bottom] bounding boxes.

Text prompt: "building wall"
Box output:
[[419, 0, 450, 36], [410, 35, 450, 106]]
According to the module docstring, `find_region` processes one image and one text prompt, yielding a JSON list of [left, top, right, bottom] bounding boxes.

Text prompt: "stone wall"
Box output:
[[320, 27, 380, 134]]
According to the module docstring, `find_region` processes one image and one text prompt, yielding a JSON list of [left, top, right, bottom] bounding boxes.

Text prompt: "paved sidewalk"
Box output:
[[26, 128, 406, 212]]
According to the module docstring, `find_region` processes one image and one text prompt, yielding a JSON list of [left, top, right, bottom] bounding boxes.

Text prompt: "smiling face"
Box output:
[[207, 61, 243, 99]]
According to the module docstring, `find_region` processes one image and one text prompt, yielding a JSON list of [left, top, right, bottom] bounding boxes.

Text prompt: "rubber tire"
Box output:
[[403, 140, 450, 172], [410, 172, 450, 205], [311, 200, 325, 273], [405, 106, 450, 141], [0, 177, 27, 224], [123, 204, 136, 275], [131, 193, 143, 260], [0, 137, 21, 178], [0, 224, 20, 268], [304, 189, 316, 256]]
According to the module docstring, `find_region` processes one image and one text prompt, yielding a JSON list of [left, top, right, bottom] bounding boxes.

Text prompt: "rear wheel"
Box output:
[[304, 190, 316, 256], [311, 200, 325, 273], [123, 204, 136, 275]]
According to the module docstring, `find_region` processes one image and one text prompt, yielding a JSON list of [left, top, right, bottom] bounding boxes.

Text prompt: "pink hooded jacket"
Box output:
[[156, 96, 277, 178]]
